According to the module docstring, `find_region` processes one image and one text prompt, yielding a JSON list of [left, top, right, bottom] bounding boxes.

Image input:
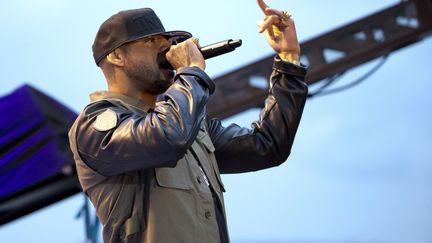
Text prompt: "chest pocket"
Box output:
[[154, 126, 225, 192], [155, 156, 192, 190]]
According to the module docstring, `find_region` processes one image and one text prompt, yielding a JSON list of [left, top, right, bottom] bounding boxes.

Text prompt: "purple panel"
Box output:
[[0, 85, 77, 199]]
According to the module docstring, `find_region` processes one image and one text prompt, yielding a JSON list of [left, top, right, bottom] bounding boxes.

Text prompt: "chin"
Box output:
[[164, 70, 175, 81]]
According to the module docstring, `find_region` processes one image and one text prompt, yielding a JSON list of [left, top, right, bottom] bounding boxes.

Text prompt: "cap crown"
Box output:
[[92, 8, 190, 65]]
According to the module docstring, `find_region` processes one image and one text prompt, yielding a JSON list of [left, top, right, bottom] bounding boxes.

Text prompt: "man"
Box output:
[[69, 1, 308, 242]]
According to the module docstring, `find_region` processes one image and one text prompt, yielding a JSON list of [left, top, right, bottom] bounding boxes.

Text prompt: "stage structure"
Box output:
[[0, 0, 431, 226], [0, 85, 81, 225], [207, 0, 432, 118]]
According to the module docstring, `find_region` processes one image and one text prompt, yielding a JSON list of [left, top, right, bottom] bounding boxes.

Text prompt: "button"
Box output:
[[197, 176, 202, 184], [205, 211, 211, 219]]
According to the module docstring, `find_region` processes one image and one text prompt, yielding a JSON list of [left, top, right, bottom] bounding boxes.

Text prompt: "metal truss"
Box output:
[[207, 0, 432, 119]]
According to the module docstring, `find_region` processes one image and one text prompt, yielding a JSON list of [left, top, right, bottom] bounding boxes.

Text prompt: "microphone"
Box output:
[[160, 39, 242, 70], [199, 39, 242, 59]]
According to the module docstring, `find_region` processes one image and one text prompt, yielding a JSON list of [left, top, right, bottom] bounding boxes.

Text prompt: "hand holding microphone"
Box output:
[[160, 39, 242, 70], [165, 37, 206, 70]]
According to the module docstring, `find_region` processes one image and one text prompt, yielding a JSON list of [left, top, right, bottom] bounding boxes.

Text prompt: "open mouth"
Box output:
[[157, 49, 174, 71]]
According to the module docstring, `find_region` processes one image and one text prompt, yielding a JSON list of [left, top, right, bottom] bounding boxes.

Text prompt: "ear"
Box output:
[[106, 49, 125, 67]]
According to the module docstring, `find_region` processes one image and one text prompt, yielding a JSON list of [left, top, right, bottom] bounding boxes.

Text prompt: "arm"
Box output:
[[74, 68, 213, 177], [207, 58, 307, 173], [207, 0, 308, 173]]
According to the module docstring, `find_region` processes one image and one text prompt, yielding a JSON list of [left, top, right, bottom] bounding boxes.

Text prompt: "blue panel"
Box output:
[[0, 85, 77, 199]]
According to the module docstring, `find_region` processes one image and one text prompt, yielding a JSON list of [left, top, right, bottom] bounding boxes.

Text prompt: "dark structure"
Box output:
[[0, 85, 80, 225]]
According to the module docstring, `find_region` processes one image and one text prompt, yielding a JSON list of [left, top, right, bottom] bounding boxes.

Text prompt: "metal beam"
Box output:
[[0, 173, 81, 225], [207, 0, 432, 119]]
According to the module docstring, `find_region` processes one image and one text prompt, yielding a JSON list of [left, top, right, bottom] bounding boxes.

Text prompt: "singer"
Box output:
[[69, 1, 308, 242]]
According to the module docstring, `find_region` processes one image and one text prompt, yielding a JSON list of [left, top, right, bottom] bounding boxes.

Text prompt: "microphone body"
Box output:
[[160, 39, 242, 70], [199, 39, 242, 59]]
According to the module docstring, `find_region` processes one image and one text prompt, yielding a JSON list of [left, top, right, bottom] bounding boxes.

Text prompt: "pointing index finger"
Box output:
[[257, 0, 269, 14]]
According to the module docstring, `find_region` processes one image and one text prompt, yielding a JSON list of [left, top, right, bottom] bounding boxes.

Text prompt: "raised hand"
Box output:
[[257, 0, 300, 62]]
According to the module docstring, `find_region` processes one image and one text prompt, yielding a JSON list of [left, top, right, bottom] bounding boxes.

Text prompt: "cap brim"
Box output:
[[160, 30, 193, 43], [126, 30, 192, 44], [162, 30, 192, 38], [96, 30, 192, 65]]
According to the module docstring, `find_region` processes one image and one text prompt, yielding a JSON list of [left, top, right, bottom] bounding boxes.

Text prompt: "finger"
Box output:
[[259, 15, 280, 33], [266, 8, 293, 25], [257, 20, 264, 31], [257, 18, 274, 40], [257, 0, 269, 14], [192, 37, 200, 47], [185, 37, 200, 48], [265, 8, 284, 18], [257, 16, 270, 32], [267, 25, 275, 40]]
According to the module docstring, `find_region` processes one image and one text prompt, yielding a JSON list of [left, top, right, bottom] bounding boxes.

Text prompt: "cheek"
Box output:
[[142, 54, 159, 71], [128, 55, 157, 71], [152, 54, 161, 69]]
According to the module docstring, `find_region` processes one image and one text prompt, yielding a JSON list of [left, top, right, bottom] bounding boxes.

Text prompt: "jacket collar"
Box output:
[[89, 91, 152, 112]]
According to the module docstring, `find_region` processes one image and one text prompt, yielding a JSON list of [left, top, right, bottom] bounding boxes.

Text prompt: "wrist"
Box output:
[[190, 63, 205, 71], [273, 56, 307, 78], [279, 52, 300, 65], [175, 67, 215, 94]]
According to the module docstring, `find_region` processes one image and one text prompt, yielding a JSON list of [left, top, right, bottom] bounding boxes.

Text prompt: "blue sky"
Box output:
[[1, 1, 431, 242]]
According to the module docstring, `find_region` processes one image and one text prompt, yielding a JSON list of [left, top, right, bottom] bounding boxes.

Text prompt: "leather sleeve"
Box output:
[[206, 57, 308, 173], [74, 67, 213, 176]]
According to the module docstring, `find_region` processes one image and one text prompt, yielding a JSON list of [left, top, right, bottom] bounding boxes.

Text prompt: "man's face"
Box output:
[[122, 35, 174, 94]]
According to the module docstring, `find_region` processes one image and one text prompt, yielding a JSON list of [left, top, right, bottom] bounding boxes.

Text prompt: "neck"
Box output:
[[105, 68, 159, 108], [108, 85, 157, 108]]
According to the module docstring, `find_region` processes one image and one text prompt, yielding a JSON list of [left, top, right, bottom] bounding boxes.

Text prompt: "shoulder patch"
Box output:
[[93, 109, 118, 132]]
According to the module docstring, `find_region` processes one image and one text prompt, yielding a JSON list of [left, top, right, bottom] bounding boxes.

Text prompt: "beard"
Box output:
[[123, 58, 173, 95]]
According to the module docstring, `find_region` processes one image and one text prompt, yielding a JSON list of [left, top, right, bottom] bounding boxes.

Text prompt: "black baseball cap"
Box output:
[[92, 8, 192, 65]]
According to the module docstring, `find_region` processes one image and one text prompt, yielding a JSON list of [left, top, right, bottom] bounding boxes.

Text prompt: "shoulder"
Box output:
[[72, 100, 125, 135], [82, 100, 121, 117]]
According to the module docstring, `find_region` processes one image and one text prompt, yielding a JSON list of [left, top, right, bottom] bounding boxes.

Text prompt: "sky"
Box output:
[[1, 0, 432, 242]]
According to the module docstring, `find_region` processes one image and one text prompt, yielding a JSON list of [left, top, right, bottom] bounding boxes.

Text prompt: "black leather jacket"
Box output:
[[69, 56, 308, 243]]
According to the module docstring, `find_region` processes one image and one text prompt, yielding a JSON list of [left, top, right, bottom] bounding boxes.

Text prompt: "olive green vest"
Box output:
[[69, 109, 228, 243]]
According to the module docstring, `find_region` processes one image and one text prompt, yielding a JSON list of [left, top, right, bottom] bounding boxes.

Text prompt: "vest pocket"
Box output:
[[110, 214, 144, 243], [124, 215, 143, 236], [155, 157, 192, 190], [196, 131, 226, 193], [118, 215, 145, 242], [196, 129, 215, 153]]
